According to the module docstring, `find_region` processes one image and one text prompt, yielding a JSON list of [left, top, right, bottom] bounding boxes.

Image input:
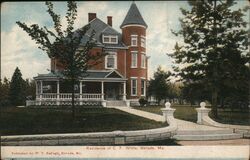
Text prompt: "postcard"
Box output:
[[1, 1, 249, 160]]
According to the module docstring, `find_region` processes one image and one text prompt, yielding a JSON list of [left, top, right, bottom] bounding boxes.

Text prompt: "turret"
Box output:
[[121, 2, 148, 100]]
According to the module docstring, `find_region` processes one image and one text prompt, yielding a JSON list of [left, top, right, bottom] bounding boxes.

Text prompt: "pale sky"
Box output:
[[1, 1, 248, 80]]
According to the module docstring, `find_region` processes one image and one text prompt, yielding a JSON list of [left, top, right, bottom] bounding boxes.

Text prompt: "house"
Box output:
[[30, 2, 148, 107]]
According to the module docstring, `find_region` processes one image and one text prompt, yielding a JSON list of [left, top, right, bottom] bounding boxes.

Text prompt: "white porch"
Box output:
[[29, 70, 129, 106]]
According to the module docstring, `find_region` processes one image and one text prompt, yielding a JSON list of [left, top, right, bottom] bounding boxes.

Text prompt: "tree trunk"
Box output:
[[211, 0, 218, 118], [71, 79, 75, 119], [212, 88, 218, 118]]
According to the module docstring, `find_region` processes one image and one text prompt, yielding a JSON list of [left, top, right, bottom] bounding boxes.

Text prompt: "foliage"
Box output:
[[16, 1, 104, 117], [139, 98, 148, 107], [170, 0, 249, 115], [148, 66, 171, 105], [180, 82, 210, 106], [24, 79, 36, 100], [0, 78, 10, 106], [9, 67, 26, 106]]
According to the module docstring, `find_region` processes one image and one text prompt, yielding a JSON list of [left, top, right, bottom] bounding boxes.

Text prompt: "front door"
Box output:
[[105, 83, 120, 100]]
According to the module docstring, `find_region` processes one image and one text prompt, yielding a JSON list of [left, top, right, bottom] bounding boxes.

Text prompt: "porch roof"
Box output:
[[34, 70, 127, 82]]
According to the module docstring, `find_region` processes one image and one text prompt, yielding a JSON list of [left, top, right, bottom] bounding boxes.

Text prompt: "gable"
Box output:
[[105, 70, 123, 78]]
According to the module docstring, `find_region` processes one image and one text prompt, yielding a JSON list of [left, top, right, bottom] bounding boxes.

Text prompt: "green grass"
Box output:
[[210, 109, 250, 126], [134, 105, 250, 125], [0, 106, 167, 136]]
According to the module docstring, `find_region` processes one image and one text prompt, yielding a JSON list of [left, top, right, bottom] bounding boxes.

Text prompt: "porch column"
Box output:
[[123, 82, 126, 100], [56, 80, 60, 106], [101, 81, 104, 100], [35, 81, 38, 99], [79, 81, 83, 105], [40, 81, 43, 98], [39, 80, 43, 105]]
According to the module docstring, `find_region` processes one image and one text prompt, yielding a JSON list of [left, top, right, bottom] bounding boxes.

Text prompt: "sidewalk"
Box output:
[[113, 107, 229, 131]]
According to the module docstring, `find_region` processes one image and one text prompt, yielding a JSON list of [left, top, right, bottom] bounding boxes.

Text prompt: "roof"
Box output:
[[79, 18, 127, 49], [120, 2, 147, 28], [34, 70, 126, 81]]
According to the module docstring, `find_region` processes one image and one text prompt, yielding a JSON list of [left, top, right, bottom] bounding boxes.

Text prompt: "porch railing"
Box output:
[[37, 93, 102, 100]]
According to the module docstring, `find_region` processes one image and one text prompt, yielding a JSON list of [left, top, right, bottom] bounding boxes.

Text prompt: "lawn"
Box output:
[[0, 106, 167, 136], [133, 105, 250, 125]]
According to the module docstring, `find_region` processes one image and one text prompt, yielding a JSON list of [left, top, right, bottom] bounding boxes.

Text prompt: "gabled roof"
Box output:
[[79, 18, 127, 49], [120, 2, 147, 28]]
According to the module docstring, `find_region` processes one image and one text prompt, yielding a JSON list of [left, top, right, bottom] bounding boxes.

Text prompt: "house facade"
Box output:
[[30, 2, 148, 107]]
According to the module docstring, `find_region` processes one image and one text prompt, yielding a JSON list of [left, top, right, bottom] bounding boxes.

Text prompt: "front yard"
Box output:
[[134, 105, 250, 126], [0, 106, 167, 136]]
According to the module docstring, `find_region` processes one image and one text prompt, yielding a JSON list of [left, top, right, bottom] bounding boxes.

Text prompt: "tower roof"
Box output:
[[120, 2, 147, 28]]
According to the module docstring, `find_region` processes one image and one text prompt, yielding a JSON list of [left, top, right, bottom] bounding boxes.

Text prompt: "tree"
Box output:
[[170, 0, 249, 117], [24, 79, 36, 100], [9, 67, 26, 106], [0, 78, 10, 106], [17, 1, 103, 118], [148, 66, 171, 105]]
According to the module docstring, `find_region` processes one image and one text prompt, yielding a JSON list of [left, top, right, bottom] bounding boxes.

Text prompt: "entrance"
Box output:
[[105, 82, 121, 100]]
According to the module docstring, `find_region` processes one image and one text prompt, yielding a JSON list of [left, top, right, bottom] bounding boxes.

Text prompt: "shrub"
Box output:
[[139, 98, 148, 107]]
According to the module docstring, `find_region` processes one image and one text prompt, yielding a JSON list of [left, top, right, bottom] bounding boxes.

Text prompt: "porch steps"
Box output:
[[106, 101, 127, 107]]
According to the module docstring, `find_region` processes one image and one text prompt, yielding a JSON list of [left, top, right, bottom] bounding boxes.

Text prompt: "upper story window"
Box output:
[[102, 35, 118, 44], [131, 35, 138, 46], [141, 36, 146, 48], [105, 52, 117, 69], [141, 53, 146, 68], [131, 51, 138, 68]]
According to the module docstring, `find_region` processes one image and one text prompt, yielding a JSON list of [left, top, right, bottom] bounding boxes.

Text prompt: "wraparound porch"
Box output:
[[30, 70, 129, 106]]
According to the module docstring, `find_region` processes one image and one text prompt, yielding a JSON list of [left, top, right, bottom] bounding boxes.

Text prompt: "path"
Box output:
[[113, 107, 244, 140], [114, 107, 225, 131]]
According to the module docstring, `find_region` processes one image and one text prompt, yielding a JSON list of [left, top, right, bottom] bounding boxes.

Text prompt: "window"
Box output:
[[131, 78, 137, 96], [141, 79, 146, 96], [102, 35, 118, 44], [131, 35, 138, 46], [105, 52, 117, 69], [141, 36, 146, 48], [131, 51, 138, 68], [141, 53, 146, 68]]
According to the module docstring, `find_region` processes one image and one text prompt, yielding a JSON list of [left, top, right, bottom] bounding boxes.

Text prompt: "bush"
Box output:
[[139, 98, 148, 107]]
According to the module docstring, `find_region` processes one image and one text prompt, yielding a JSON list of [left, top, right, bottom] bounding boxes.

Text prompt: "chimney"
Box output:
[[107, 16, 112, 27], [88, 13, 96, 22]]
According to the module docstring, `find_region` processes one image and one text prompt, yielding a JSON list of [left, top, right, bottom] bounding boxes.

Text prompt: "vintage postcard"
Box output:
[[1, 1, 249, 159]]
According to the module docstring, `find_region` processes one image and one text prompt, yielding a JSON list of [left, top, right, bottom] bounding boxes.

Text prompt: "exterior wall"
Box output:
[[51, 47, 127, 78], [90, 48, 127, 77], [122, 26, 147, 99]]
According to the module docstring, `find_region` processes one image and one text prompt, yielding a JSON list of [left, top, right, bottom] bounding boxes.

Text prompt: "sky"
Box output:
[[1, 1, 248, 80]]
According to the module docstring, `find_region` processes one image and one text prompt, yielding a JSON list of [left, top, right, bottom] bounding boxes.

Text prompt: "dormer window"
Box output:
[[102, 35, 118, 44]]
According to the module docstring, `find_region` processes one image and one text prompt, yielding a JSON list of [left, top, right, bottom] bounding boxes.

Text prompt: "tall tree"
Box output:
[[148, 66, 171, 105], [17, 1, 103, 117], [170, 0, 249, 117], [9, 67, 25, 106], [0, 77, 10, 106]]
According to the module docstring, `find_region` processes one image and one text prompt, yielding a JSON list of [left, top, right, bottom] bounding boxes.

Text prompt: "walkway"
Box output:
[[114, 107, 225, 131], [113, 107, 246, 140]]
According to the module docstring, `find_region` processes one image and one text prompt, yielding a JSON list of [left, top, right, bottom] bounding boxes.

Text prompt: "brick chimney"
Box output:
[[88, 13, 96, 22], [107, 16, 112, 27]]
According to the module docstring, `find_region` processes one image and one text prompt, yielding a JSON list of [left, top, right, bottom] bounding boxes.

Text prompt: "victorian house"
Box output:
[[30, 2, 148, 107]]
